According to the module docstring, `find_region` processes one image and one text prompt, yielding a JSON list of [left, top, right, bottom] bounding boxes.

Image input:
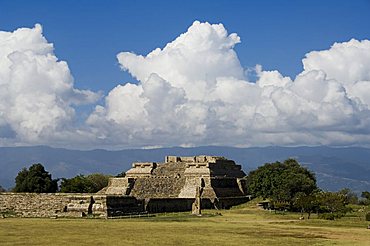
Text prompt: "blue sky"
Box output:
[[1, 0, 370, 149], [1, 0, 369, 94]]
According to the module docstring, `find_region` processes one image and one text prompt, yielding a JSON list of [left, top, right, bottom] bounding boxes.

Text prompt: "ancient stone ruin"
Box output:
[[100, 155, 248, 215], [0, 156, 249, 218]]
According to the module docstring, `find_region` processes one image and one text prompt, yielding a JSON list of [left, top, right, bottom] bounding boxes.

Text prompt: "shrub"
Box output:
[[0, 185, 6, 192], [0, 209, 17, 217], [317, 191, 350, 217], [366, 212, 370, 221], [318, 212, 345, 220], [60, 173, 110, 193]]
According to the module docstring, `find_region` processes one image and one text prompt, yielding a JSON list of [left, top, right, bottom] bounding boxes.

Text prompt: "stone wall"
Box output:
[[211, 178, 245, 197], [0, 192, 250, 217], [100, 177, 135, 195], [152, 161, 186, 177], [126, 162, 157, 177], [130, 177, 186, 199], [106, 196, 144, 217], [0, 192, 107, 218], [179, 176, 211, 198], [145, 198, 214, 213]]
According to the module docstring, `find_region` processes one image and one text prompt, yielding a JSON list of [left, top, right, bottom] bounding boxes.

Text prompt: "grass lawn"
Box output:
[[1, 202, 369, 245]]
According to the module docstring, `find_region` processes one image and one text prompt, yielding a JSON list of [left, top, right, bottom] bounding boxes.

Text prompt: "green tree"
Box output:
[[360, 191, 370, 205], [246, 159, 318, 208], [87, 173, 110, 192], [293, 192, 319, 219], [13, 163, 58, 193], [338, 188, 358, 204], [317, 191, 350, 220], [0, 185, 6, 192], [361, 191, 370, 200], [60, 173, 110, 193], [60, 175, 89, 193]]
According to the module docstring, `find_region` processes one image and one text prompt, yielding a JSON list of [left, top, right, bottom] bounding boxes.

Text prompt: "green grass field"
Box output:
[[1, 202, 369, 245]]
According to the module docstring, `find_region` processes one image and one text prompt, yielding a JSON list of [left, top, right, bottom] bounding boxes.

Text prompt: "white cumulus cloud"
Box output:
[[88, 21, 370, 148], [0, 24, 100, 145], [2, 22, 370, 149]]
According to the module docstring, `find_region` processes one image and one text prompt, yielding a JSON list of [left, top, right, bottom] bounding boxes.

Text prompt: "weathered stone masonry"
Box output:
[[101, 155, 249, 213], [0, 193, 106, 218], [0, 193, 143, 218]]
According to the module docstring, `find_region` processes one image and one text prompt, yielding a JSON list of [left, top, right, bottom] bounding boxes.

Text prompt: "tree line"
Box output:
[[6, 163, 116, 193]]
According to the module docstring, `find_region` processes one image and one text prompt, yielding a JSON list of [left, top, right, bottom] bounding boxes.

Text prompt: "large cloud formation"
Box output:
[[1, 22, 370, 148], [0, 24, 99, 146], [88, 21, 370, 148]]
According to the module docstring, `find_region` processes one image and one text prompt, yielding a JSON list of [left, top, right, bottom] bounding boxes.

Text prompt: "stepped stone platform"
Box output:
[[101, 155, 249, 213]]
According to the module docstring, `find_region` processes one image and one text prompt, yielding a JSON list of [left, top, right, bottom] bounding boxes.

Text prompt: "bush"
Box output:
[[0, 209, 17, 217], [366, 212, 370, 221], [317, 191, 350, 216], [0, 185, 6, 192], [60, 173, 110, 193], [318, 212, 345, 220]]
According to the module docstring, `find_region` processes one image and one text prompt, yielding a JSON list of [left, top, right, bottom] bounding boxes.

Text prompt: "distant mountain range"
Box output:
[[1, 146, 370, 194]]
